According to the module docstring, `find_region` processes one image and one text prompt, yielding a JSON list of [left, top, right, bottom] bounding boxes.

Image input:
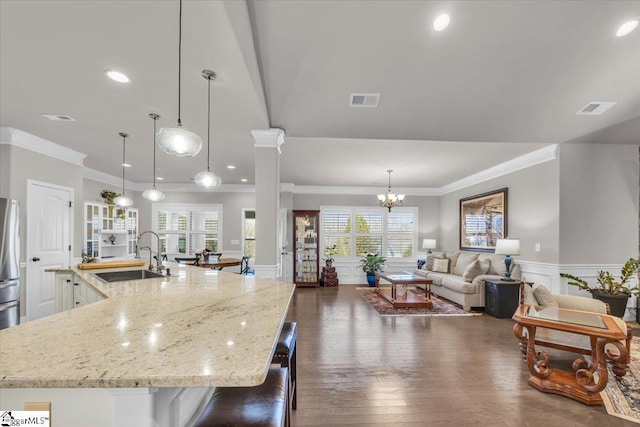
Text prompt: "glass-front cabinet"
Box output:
[[84, 202, 138, 260], [293, 210, 320, 287]]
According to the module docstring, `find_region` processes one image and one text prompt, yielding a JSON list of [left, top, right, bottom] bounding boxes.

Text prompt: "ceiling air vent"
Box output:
[[41, 114, 76, 121], [576, 102, 615, 115], [350, 93, 380, 108]]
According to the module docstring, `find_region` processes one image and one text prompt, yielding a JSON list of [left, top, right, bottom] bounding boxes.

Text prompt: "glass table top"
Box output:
[[525, 306, 606, 329]]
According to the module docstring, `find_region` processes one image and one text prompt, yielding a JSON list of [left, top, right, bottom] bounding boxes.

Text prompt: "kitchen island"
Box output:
[[0, 263, 295, 426]]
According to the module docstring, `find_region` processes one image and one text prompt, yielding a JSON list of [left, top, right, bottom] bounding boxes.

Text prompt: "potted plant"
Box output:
[[360, 253, 386, 287], [560, 258, 640, 318], [323, 244, 337, 267], [100, 189, 119, 205]]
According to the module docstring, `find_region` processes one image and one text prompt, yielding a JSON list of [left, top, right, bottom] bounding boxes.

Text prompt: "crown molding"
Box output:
[[288, 185, 441, 196], [84, 167, 135, 190], [252, 128, 285, 152], [0, 126, 86, 166], [439, 144, 558, 195]]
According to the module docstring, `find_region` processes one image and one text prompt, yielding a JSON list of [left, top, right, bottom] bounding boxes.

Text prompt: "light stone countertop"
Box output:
[[0, 264, 295, 388]]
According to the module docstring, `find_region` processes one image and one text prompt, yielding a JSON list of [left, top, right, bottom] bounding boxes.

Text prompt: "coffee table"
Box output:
[[512, 305, 628, 405], [374, 271, 433, 308]]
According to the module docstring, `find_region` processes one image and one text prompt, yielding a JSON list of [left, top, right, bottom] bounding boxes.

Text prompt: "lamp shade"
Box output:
[[494, 238, 520, 256], [156, 124, 202, 157], [422, 239, 437, 250]]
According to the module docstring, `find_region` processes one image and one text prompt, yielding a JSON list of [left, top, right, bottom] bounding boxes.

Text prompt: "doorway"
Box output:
[[26, 180, 73, 321]]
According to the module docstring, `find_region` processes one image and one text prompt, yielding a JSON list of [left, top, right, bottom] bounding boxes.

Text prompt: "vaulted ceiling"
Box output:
[[1, 1, 638, 190]]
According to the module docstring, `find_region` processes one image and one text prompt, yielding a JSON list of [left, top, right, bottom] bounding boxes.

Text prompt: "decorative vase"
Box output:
[[591, 291, 630, 318], [366, 273, 376, 287], [108, 235, 116, 245], [325, 260, 333, 268]]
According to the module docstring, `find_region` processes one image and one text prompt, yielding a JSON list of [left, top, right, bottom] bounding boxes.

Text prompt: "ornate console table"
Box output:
[[512, 305, 628, 405]]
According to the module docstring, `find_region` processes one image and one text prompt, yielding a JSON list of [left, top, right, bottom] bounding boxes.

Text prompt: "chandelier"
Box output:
[[377, 169, 404, 212]]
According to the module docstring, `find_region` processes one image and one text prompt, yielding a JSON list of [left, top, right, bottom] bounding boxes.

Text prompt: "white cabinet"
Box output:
[[56, 273, 104, 312], [85, 202, 138, 260], [55, 273, 75, 312], [74, 276, 104, 308]]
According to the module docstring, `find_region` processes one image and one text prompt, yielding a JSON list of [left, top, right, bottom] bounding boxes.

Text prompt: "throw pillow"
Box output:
[[432, 258, 449, 273], [453, 252, 480, 276], [425, 253, 444, 271], [462, 258, 490, 282], [522, 283, 537, 306], [534, 286, 559, 307]]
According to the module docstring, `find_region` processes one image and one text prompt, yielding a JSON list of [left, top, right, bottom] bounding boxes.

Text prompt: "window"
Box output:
[[321, 207, 417, 259], [243, 209, 255, 257], [152, 203, 222, 258]]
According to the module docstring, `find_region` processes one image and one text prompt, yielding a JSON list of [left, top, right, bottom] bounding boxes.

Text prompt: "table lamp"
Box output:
[[422, 239, 437, 254], [494, 238, 520, 281]]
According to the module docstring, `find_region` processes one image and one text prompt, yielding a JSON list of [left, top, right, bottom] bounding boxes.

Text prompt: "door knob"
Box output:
[[32, 257, 41, 262]]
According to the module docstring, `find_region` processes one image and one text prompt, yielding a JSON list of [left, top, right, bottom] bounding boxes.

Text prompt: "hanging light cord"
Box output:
[[121, 135, 126, 196], [207, 74, 211, 171], [177, 0, 183, 125], [153, 117, 158, 188]]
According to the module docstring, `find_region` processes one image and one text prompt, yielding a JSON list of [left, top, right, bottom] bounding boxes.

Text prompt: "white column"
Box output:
[[251, 129, 285, 280]]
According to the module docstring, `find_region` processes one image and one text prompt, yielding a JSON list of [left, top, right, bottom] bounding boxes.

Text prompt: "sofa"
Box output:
[[413, 251, 521, 311]]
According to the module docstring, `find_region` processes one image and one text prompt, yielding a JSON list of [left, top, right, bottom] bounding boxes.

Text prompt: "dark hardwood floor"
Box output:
[[286, 286, 631, 426]]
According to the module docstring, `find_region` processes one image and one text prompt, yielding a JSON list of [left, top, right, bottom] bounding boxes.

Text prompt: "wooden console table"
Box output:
[[512, 305, 628, 405], [374, 271, 433, 309]]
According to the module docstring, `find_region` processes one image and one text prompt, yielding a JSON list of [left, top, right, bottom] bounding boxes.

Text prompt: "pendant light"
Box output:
[[377, 169, 405, 212], [113, 132, 134, 208], [156, 0, 203, 157], [194, 70, 222, 188], [143, 113, 166, 201]]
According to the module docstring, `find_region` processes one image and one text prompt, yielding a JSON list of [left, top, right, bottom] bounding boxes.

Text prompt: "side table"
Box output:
[[321, 266, 338, 287], [485, 280, 520, 318]]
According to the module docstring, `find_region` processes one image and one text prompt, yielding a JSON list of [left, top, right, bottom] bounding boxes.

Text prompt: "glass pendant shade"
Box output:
[[156, 124, 202, 157], [194, 170, 222, 188], [142, 188, 165, 201], [113, 195, 133, 207]]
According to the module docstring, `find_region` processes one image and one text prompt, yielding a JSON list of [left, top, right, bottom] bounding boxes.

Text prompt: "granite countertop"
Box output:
[[0, 264, 295, 388]]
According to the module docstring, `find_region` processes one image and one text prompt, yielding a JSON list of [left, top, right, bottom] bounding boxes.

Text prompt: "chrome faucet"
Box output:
[[137, 245, 154, 270], [135, 230, 164, 272]]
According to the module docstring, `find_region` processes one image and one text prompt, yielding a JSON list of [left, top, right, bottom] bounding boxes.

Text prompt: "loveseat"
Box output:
[[413, 251, 521, 311]]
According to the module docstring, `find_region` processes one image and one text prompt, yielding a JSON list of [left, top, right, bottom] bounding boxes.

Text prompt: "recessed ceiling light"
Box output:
[[156, 176, 164, 181], [433, 14, 450, 32], [616, 20, 638, 37], [241, 178, 248, 182], [227, 165, 236, 169], [122, 163, 131, 168], [105, 70, 130, 83]]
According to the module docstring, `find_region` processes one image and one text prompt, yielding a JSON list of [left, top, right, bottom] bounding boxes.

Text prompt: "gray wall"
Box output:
[[2, 145, 85, 260], [559, 143, 639, 264], [439, 159, 560, 263]]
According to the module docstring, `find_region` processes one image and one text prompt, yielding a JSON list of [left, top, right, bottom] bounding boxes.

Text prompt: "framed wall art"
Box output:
[[459, 188, 507, 252]]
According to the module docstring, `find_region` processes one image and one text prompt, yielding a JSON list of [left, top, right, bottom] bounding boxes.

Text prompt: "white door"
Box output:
[[26, 180, 73, 321]]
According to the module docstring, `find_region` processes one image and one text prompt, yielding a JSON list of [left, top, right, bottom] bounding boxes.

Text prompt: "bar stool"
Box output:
[[272, 321, 297, 411], [193, 367, 289, 427]]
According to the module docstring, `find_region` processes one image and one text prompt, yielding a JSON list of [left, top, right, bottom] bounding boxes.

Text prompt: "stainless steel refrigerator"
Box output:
[[0, 198, 20, 329]]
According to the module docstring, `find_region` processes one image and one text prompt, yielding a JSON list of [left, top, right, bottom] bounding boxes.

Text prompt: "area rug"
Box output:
[[356, 287, 481, 317], [601, 336, 640, 424]]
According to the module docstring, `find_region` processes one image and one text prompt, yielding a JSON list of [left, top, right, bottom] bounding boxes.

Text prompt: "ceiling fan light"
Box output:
[[156, 125, 202, 157], [194, 170, 222, 188], [142, 188, 165, 201], [113, 195, 133, 207]]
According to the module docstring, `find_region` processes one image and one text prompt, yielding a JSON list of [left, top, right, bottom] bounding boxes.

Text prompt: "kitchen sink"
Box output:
[[93, 269, 165, 283]]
